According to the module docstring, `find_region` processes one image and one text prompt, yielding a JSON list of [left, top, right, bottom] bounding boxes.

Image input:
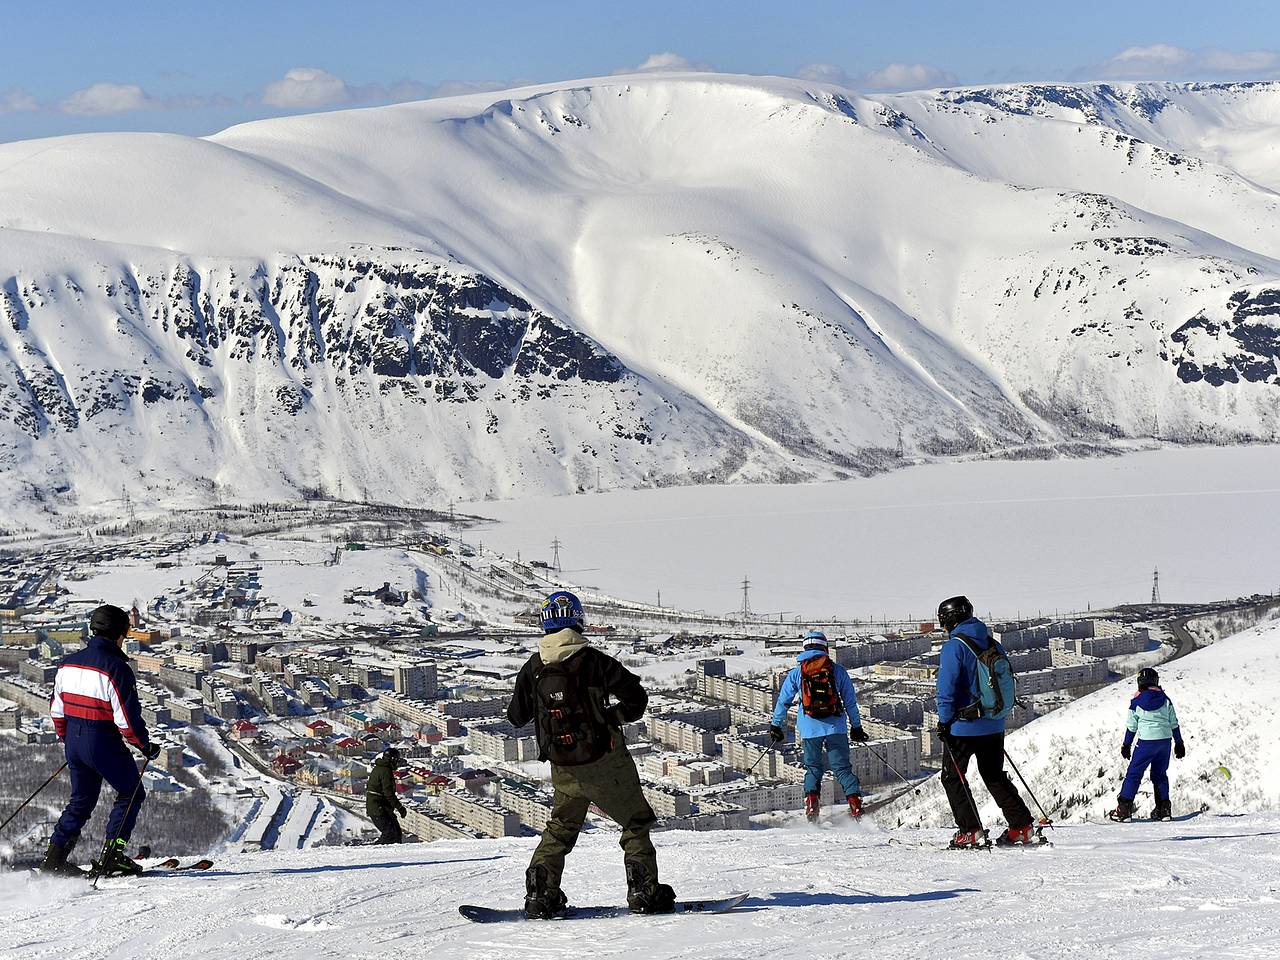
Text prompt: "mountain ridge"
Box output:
[[2, 74, 1278, 517]]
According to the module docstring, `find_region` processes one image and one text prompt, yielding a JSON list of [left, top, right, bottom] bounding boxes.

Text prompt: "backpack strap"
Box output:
[[951, 633, 986, 720]]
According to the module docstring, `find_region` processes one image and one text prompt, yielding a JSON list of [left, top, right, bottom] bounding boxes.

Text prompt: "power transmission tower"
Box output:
[[551, 538, 563, 572], [739, 576, 752, 621], [895, 427, 904, 458], [1151, 567, 1161, 604]]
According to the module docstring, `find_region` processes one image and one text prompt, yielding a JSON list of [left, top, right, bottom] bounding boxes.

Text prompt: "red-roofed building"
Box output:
[[232, 720, 259, 741], [334, 736, 364, 757], [271, 753, 302, 776], [304, 719, 333, 737]]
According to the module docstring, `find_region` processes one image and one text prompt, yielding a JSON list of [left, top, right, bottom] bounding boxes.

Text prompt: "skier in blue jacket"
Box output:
[[935, 596, 1034, 848], [42, 604, 159, 877], [1109, 667, 1185, 822], [770, 630, 868, 821]]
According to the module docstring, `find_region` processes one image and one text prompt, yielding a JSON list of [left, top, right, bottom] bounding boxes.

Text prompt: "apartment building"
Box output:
[[438, 788, 521, 838], [647, 716, 718, 755], [466, 718, 539, 762]]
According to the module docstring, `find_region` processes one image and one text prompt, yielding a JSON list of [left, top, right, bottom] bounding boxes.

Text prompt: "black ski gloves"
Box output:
[[768, 724, 785, 744], [396, 803, 407, 817], [1174, 741, 1186, 760], [849, 725, 869, 743], [143, 742, 162, 760], [1121, 741, 1132, 760], [936, 721, 952, 744]]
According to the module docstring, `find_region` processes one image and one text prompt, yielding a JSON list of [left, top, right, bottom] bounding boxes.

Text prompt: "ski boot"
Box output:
[[995, 824, 1035, 846], [847, 794, 863, 820], [39, 839, 86, 878], [523, 864, 568, 920], [625, 860, 676, 915], [97, 838, 144, 877], [1107, 797, 1135, 822], [948, 829, 990, 850], [804, 792, 820, 823], [1151, 800, 1172, 822]]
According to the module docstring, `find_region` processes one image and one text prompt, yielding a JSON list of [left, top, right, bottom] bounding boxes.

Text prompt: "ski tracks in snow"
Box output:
[[3, 822, 1280, 959]]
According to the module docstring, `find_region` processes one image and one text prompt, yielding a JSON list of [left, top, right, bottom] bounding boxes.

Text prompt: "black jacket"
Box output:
[[507, 645, 648, 762], [366, 755, 404, 817]]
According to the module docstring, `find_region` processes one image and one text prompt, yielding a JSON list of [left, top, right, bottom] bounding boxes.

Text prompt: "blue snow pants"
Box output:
[[1120, 738, 1171, 802], [51, 719, 145, 849], [801, 732, 862, 797]]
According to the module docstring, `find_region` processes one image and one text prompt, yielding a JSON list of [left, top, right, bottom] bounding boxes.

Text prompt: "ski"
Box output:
[[459, 892, 749, 924]]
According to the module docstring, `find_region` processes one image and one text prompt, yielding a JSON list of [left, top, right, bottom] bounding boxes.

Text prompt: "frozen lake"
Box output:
[[466, 445, 1280, 621]]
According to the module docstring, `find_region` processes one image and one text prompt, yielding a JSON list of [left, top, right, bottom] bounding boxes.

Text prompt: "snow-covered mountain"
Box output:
[[3, 75, 1279, 511]]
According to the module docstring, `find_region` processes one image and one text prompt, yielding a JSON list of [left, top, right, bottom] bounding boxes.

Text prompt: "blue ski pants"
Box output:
[[52, 719, 146, 849], [801, 731, 861, 797], [1120, 738, 1171, 802]]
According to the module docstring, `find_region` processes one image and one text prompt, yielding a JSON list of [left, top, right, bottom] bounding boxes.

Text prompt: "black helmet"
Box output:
[[1137, 668, 1159, 690], [90, 604, 131, 640], [937, 596, 974, 633]]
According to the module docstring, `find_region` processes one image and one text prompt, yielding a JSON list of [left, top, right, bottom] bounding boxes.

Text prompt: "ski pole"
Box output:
[[0, 762, 67, 835], [864, 743, 918, 793], [746, 743, 777, 776], [1004, 749, 1055, 829], [90, 756, 151, 888]]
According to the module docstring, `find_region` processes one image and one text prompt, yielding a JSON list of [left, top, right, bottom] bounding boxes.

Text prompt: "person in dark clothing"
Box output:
[[507, 590, 674, 919], [366, 748, 407, 843], [934, 595, 1034, 848], [43, 604, 159, 876]]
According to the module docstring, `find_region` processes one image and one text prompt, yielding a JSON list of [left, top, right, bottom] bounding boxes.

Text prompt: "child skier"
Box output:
[[1109, 667, 1186, 821], [770, 630, 868, 821], [42, 604, 159, 876], [935, 595, 1036, 848], [507, 591, 675, 918]]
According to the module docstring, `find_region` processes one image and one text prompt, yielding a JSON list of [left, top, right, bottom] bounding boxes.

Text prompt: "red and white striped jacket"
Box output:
[[50, 635, 149, 750]]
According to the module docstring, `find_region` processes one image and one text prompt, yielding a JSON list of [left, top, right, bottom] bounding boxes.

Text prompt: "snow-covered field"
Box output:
[[469, 444, 1280, 618], [2, 816, 1278, 959]]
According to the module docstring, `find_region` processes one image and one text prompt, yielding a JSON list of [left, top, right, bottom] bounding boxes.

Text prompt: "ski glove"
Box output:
[[849, 725, 869, 743], [935, 721, 952, 744], [768, 724, 785, 744], [396, 804, 407, 817], [607, 704, 630, 728], [143, 742, 162, 760], [1121, 742, 1132, 761], [1174, 742, 1186, 760]]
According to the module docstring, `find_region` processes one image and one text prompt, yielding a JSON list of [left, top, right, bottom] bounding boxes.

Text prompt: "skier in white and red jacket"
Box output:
[[42, 604, 158, 876]]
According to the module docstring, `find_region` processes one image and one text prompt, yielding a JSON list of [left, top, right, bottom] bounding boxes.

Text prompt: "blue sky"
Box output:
[[2, 0, 1278, 142]]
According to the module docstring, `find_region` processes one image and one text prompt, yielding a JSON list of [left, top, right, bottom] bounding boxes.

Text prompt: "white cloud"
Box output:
[[1091, 44, 1280, 80], [862, 63, 957, 91], [261, 67, 353, 108], [795, 64, 853, 85], [794, 62, 956, 92], [1, 88, 37, 113], [59, 82, 156, 115], [619, 52, 717, 74]]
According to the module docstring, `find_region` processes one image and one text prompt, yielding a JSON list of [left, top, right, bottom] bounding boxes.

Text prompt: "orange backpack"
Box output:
[[800, 655, 843, 720]]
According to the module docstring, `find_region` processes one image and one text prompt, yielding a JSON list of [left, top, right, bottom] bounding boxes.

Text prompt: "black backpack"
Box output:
[[534, 654, 612, 766]]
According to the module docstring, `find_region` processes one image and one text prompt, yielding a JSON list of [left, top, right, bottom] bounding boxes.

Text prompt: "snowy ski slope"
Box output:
[[2, 815, 1277, 959], [1, 75, 1279, 515]]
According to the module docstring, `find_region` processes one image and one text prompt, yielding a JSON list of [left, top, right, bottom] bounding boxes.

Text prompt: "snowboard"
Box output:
[[459, 892, 749, 923]]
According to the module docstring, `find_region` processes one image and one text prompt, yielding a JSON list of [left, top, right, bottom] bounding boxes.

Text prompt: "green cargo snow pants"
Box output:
[[528, 739, 659, 891]]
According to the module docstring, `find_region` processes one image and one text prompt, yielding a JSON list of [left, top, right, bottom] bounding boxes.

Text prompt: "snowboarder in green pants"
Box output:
[[507, 591, 675, 919]]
